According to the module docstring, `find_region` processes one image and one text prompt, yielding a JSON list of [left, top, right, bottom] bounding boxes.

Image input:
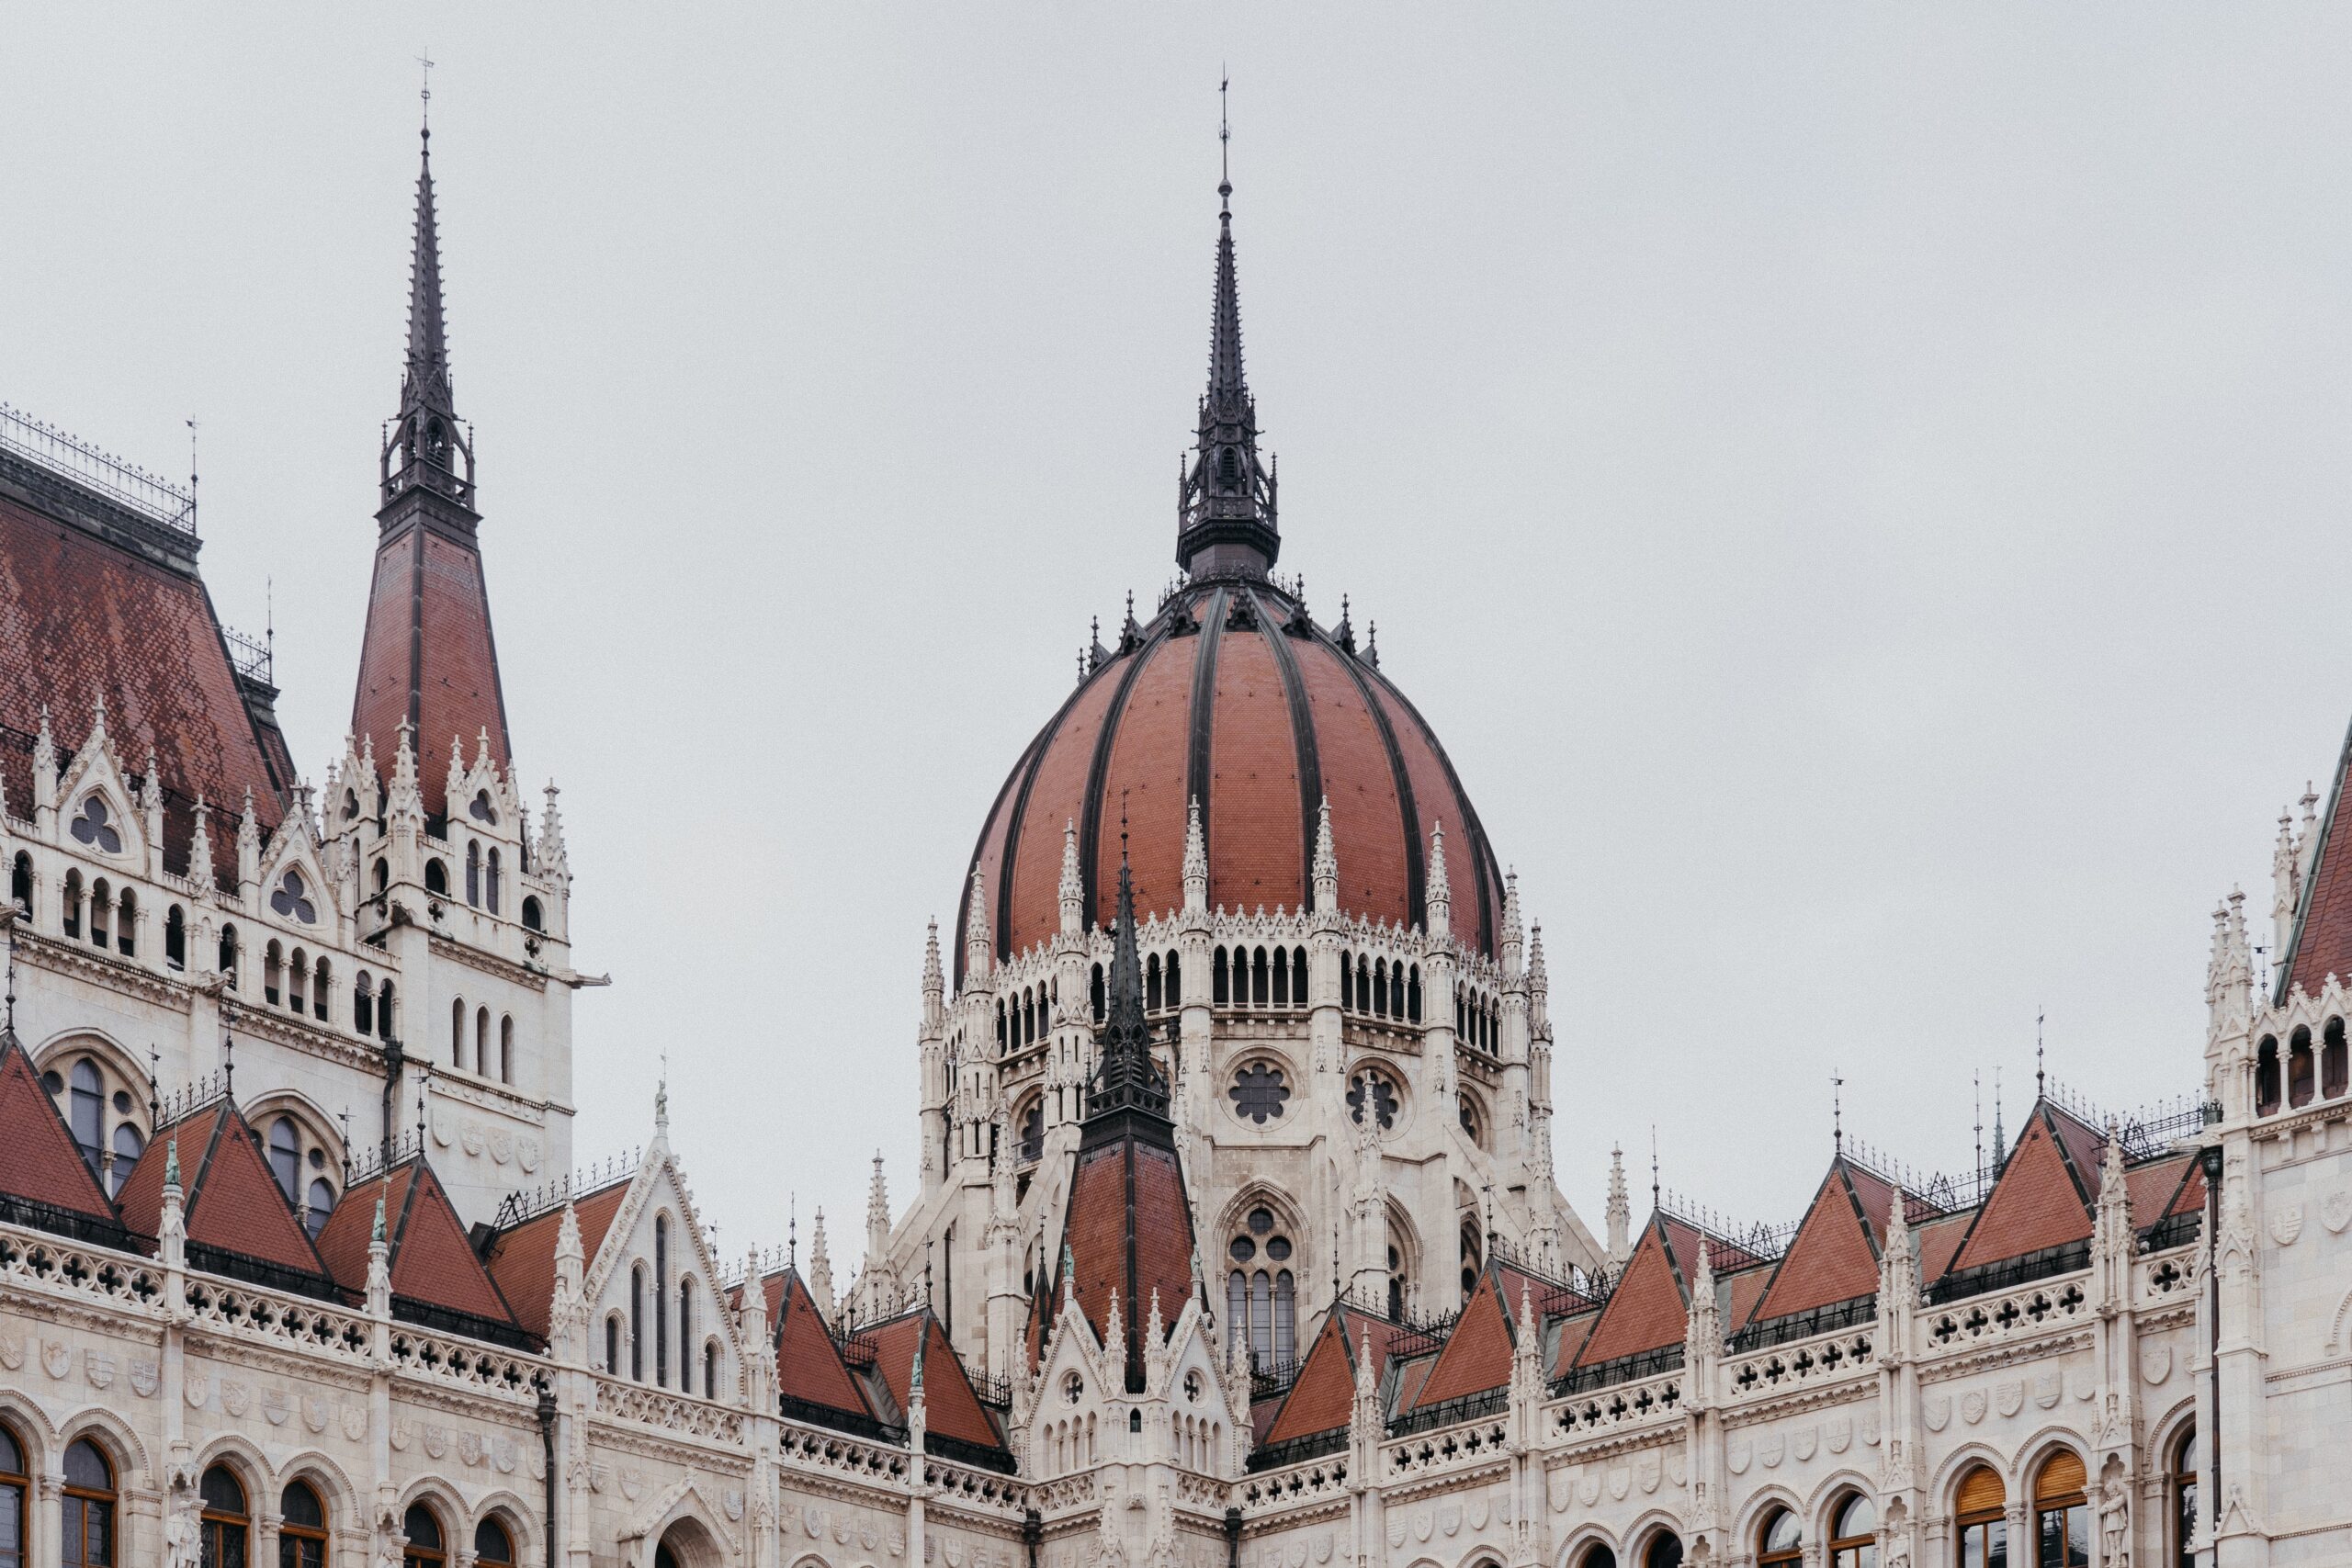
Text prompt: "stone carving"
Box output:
[[2324, 1190, 2352, 1235], [1414, 1511, 1433, 1543], [41, 1340, 70, 1380], [85, 1352, 114, 1389], [343, 1404, 368, 1441], [1580, 1472, 1602, 1506], [519, 1136, 541, 1173], [1759, 1433, 1785, 1470], [1610, 1466, 1632, 1499], [491, 1127, 514, 1164], [220, 1379, 250, 1416], [1728, 1439, 1753, 1475], [1639, 1455, 1661, 1495], [390, 1419, 411, 1452], [2099, 1477, 2131, 1568], [461, 1121, 485, 1156], [1385, 1522, 1405, 1550], [458, 1431, 483, 1467], [0, 1336, 18, 1371], [2142, 1346, 2172, 1385], [2268, 1206, 2303, 1247], [423, 1425, 447, 1461], [185, 1373, 209, 1408], [1826, 1416, 1852, 1454], [1439, 1506, 1461, 1538], [726, 1489, 746, 1522], [494, 1438, 518, 1473], [1472, 1495, 1492, 1530], [807, 1506, 827, 1539], [1861, 1416, 1880, 1447], [1793, 1427, 1818, 1461], [304, 1396, 328, 1433], [1670, 1453, 1688, 1486], [2034, 1373, 2062, 1410], [263, 1387, 289, 1425], [430, 1107, 452, 1147], [1995, 1380, 2024, 1418], [1962, 1391, 1986, 1426], [131, 1359, 159, 1398], [164, 1479, 200, 1568], [1925, 1396, 1951, 1432]]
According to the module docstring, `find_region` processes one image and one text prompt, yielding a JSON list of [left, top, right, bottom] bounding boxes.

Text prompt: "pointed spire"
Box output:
[[808, 1207, 836, 1322], [922, 917, 945, 1028], [235, 788, 261, 893], [1102, 1285, 1126, 1367], [866, 1150, 891, 1257], [1059, 818, 1085, 936], [1603, 1145, 1630, 1272], [188, 796, 215, 891], [1182, 796, 1209, 915], [1084, 847, 1170, 1122], [964, 869, 993, 987], [1311, 795, 1338, 913], [404, 117, 453, 421], [1175, 86, 1279, 581], [1424, 820, 1452, 940], [1685, 1238, 1721, 1361], [1501, 867, 1524, 978]]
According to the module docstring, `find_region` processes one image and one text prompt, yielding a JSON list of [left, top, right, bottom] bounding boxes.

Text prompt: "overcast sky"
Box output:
[[6, 6, 2348, 1262]]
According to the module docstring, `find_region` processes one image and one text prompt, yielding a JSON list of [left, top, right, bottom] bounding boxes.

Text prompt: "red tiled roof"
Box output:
[[1916, 1212, 1973, 1284], [864, 1311, 1003, 1452], [1389, 1356, 1434, 1416], [1575, 1218, 1690, 1369], [482, 1180, 629, 1341], [1723, 1262, 1775, 1335], [2283, 718, 2352, 998], [114, 1102, 332, 1285], [0, 494, 287, 880], [1545, 1312, 1596, 1375], [1747, 1162, 1884, 1324], [1409, 1269, 1517, 1409], [0, 1032, 117, 1224], [1264, 1312, 1356, 1444], [770, 1269, 875, 1422], [314, 1157, 522, 1336], [1061, 1134, 1196, 1391], [956, 583, 1507, 979], [1946, 1113, 2095, 1274], [350, 520, 513, 820]]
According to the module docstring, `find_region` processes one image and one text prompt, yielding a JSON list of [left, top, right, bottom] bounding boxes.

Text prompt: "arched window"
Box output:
[[1018, 1097, 1044, 1164], [1387, 1246, 1407, 1320], [2034, 1451, 2088, 1568], [356, 971, 375, 1036], [1374, 958, 1390, 1017], [630, 1264, 646, 1381], [263, 940, 282, 1005], [1580, 1550, 1617, 1568], [7, 852, 29, 918], [1227, 1206, 1297, 1370], [424, 859, 448, 897], [2327, 1019, 2349, 1100], [374, 859, 390, 897], [704, 1340, 720, 1399], [108, 1122, 142, 1198], [1269, 949, 1286, 1008], [1213, 947, 1229, 1006], [1167, 952, 1182, 1007], [1759, 1509, 1802, 1568], [475, 1518, 517, 1568], [1645, 1536, 1684, 1568], [1406, 964, 1421, 1021], [288, 944, 307, 1013], [655, 1213, 672, 1388], [1461, 1221, 1483, 1299], [2171, 1427, 2199, 1568], [1830, 1495, 1878, 1568], [62, 1438, 114, 1568], [605, 1314, 621, 1376], [2290, 1025, 2316, 1108], [501, 1015, 514, 1084], [2256, 1035, 2280, 1115], [475, 1008, 490, 1073], [114, 887, 133, 956], [1460, 1095, 1486, 1148], [219, 922, 239, 987], [87, 877, 109, 949], [485, 848, 502, 915], [270, 1117, 301, 1200], [1290, 948, 1306, 1006], [522, 896, 543, 932], [451, 998, 466, 1068], [68, 1060, 103, 1169], [466, 841, 481, 908], [1148, 953, 1163, 1012], [377, 979, 396, 1043], [1229, 1061, 1290, 1124], [1091, 964, 1107, 1022], [164, 904, 186, 970], [1347, 1067, 1399, 1131], [62, 869, 83, 939], [199, 1464, 249, 1567], [1955, 1464, 2008, 1568], [402, 1503, 446, 1568], [306, 1178, 335, 1237], [0, 1419, 26, 1568], [678, 1277, 695, 1393], [313, 957, 331, 1022], [281, 1481, 330, 1568]]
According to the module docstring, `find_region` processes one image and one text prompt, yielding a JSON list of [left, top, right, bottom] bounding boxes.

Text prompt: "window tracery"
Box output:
[[1225, 1204, 1295, 1371]]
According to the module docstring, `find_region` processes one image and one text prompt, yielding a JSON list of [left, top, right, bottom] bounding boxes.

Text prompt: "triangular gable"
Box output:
[[187, 1104, 333, 1280], [1746, 1162, 1883, 1325], [1061, 1135, 1196, 1390], [0, 1032, 119, 1231], [1945, 1112, 2095, 1273], [1264, 1311, 1357, 1444], [863, 1310, 1004, 1452], [1574, 1217, 1690, 1369], [1916, 1211, 1973, 1285], [2278, 713, 2352, 1000], [483, 1179, 630, 1341], [2043, 1103, 2109, 1194], [1408, 1268, 1516, 1410], [386, 1158, 524, 1333], [773, 1269, 876, 1424], [313, 1166, 413, 1292], [255, 817, 339, 933]]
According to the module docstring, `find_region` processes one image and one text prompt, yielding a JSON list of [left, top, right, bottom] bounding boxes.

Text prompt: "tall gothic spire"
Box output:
[[1085, 849, 1170, 1125], [1175, 83, 1278, 580], [379, 110, 476, 518]]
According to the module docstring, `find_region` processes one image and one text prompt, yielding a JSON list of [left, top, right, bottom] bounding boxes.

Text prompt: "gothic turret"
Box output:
[[1174, 123, 1278, 580], [352, 111, 515, 817]]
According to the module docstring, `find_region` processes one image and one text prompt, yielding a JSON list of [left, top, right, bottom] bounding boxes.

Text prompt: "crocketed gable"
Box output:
[[482, 1179, 630, 1341]]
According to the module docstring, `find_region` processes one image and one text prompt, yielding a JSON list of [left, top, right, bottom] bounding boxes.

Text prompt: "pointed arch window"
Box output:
[[377, 978, 396, 1043], [630, 1264, 646, 1381], [485, 848, 502, 915], [270, 1117, 301, 1201], [62, 1438, 114, 1568], [306, 1177, 334, 1237], [2171, 1427, 2199, 1568], [1758, 1509, 1802, 1568], [1227, 1207, 1296, 1370], [451, 998, 466, 1068], [281, 1481, 330, 1568], [109, 1123, 142, 1198], [501, 1015, 514, 1084], [218, 922, 239, 987], [654, 1213, 671, 1389], [164, 903, 187, 969], [678, 1278, 695, 1394], [401, 1503, 446, 1568], [1830, 1496, 1877, 1568], [2034, 1451, 2089, 1568], [68, 1060, 103, 1170], [62, 868, 82, 938], [1956, 1464, 2009, 1568], [69, 794, 121, 853], [1645, 1538, 1683, 1568], [475, 1519, 516, 1568], [88, 877, 109, 949], [465, 841, 481, 908], [198, 1463, 249, 1567], [8, 852, 28, 918], [0, 1418, 25, 1568]]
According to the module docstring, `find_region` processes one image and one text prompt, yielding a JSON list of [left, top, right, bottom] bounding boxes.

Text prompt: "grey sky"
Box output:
[[6, 6, 2344, 1258]]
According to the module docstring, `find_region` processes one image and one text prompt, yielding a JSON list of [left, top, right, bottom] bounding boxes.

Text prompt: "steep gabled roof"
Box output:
[[1743, 1159, 1887, 1325], [1573, 1215, 1701, 1370], [314, 1156, 526, 1342], [0, 1030, 120, 1235], [1944, 1106, 2098, 1274], [481, 1179, 630, 1341], [768, 1267, 881, 1428], [1408, 1269, 1517, 1410], [113, 1100, 334, 1292], [1262, 1303, 1421, 1444], [2278, 711, 2352, 999], [861, 1309, 1005, 1454]]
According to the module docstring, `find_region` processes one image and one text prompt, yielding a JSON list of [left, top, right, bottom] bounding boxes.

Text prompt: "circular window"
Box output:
[[1348, 1068, 1400, 1131], [1229, 1062, 1290, 1124], [1229, 1236, 1256, 1263], [1063, 1371, 1083, 1404], [1184, 1371, 1204, 1404], [1249, 1207, 1274, 1236], [111, 1090, 132, 1115], [1266, 1236, 1292, 1262]]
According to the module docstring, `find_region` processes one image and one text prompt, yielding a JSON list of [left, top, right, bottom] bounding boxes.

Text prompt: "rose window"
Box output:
[[1347, 1068, 1399, 1131], [69, 795, 121, 853], [1228, 1062, 1290, 1124]]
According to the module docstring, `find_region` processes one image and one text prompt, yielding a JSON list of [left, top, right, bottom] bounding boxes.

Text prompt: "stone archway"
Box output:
[[655, 1517, 724, 1568]]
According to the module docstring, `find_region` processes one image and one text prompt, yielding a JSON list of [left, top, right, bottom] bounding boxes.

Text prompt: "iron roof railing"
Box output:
[[1246, 1427, 1350, 1472], [0, 402, 197, 535]]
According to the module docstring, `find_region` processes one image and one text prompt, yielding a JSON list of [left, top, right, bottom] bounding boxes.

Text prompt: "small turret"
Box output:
[[1182, 797, 1208, 916], [1058, 818, 1085, 937], [922, 919, 945, 1031], [964, 870, 993, 988], [2208, 888, 2253, 1048], [550, 1201, 587, 1360], [1311, 795, 1338, 914], [537, 781, 571, 882], [1426, 821, 1452, 941], [234, 789, 261, 898], [866, 1151, 890, 1258], [1683, 1238, 1721, 1366], [187, 797, 215, 892], [808, 1208, 835, 1324], [1603, 1145, 1630, 1273], [1500, 868, 1523, 979], [30, 706, 56, 828]]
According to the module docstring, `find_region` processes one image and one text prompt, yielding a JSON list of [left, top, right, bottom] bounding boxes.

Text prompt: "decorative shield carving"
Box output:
[[893, 1527, 909, 1557], [1472, 1496, 1492, 1530], [494, 1438, 518, 1474], [185, 1373, 210, 1409], [831, 1515, 849, 1544], [2068, 1366, 2097, 1403], [867, 1527, 884, 1553], [726, 1490, 746, 1522], [1439, 1506, 1462, 1539], [303, 1395, 328, 1433], [1639, 1455, 1661, 1495], [492, 1128, 514, 1165], [1386, 1522, 1406, 1550], [132, 1360, 160, 1398], [1288, 1540, 1307, 1568], [0, 1336, 18, 1371], [220, 1380, 250, 1416], [458, 1432, 484, 1468], [1792, 1427, 1817, 1462], [1727, 1439, 1753, 1476], [1669, 1454, 1688, 1486], [460, 1122, 485, 1156], [1415, 1511, 1433, 1544], [1995, 1380, 2024, 1418], [1315, 1536, 1334, 1563], [1826, 1417, 1852, 1455], [625, 1469, 649, 1505], [1758, 1434, 1785, 1470], [946, 1538, 966, 1565], [807, 1507, 826, 1539], [519, 1136, 541, 1173], [42, 1340, 70, 1380], [1579, 1473, 1602, 1506], [85, 1353, 115, 1390], [1609, 1465, 1631, 1499], [1961, 1391, 1987, 1426], [2142, 1345, 2172, 1385], [263, 1387, 289, 1425], [1924, 1396, 1951, 1433], [423, 1425, 448, 1461], [2323, 1190, 2352, 1235], [2268, 1206, 2304, 1247], [342, 1404, 368, 1441], [430, 1107, 453, 1147], [1861, 1416, 1881, 1447], [2033, 1373, 2062, 1410], [1547, 1473, 1572, 1512]]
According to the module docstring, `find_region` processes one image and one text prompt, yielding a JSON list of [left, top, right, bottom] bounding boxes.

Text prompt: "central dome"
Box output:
[[956, 580, 1506, 980]]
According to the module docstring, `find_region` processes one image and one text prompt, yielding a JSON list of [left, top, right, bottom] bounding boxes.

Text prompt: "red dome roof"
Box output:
[[957, 581, 1507, 980]]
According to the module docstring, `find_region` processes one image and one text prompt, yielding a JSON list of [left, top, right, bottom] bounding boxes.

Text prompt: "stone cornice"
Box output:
[[427, 932, 549, 991]]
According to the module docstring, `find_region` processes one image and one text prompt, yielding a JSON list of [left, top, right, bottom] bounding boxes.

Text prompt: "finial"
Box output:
[[372, 1190, 387, 1245], [656, 1048, 670, 1134], [1650, 1125, 1660, 1209], [789, 1194, 798, 1268], [417, 47, 435, 136], [2035, 1009, 2046, 1099], [1831, 1068, 1844, 1155], [1218, 70, 1232, 209], [164, 1135, 181, 1190]]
